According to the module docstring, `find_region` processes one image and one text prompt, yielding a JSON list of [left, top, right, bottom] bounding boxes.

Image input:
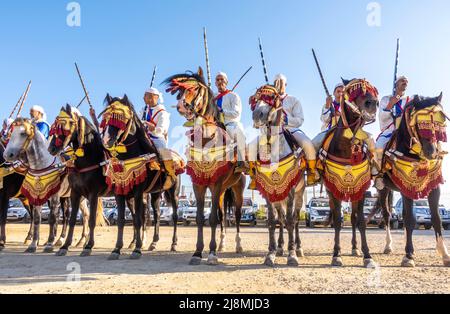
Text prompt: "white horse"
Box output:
[[3, 118, 89, 253]]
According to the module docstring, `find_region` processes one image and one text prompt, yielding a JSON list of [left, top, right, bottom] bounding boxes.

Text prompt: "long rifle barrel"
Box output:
[[258, 38, 269, 84], [392, 38, 400, 95], [15, 81, 32, 118], [203, 27, 212, 87], [75, 62, 92, 108]]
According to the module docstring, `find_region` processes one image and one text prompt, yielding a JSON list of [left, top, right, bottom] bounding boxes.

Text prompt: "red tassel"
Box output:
[[112, 163, 124, 173]]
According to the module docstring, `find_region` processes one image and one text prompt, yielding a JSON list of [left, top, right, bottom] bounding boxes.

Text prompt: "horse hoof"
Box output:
[[296, 249, 304, 258], [443, 258, 450, 267], [130, 251, 142, 260], [43, 246, 54, 253], [25, 247, 37, 253], [276, 248, 284, 257], [55, 249, 68, 256], [170, 245, 177, 252], [206, 253, 219, 266], [364, 258, 378, 269], [236, 246, 244, 254], [189, 256, 202, 266], [331, 257, 343, 267], [148, 243, 157, 252], [80, 249, 92, 257], [264, 254, 276, 267], [287, 254, 299, 267], [383, 247, 393, 255], [401, 256, 415, 268], [352, 249, 361, 257], [108, 252, 120, 261]]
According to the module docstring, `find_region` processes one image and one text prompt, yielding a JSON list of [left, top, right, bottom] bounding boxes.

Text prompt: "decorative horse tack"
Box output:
[[100, 101, 134, 155], [50, 109, 86, 158], [21, 164, 65, 206]]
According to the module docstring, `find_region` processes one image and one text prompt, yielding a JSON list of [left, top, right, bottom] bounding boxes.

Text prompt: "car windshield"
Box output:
[[364, 199, 377, 207], [415, 208, 429, 214], [310, 200, 329, 208], [9, 199, 22, 208], [243, 199, 253, 206], [414, 200, 429, 207]]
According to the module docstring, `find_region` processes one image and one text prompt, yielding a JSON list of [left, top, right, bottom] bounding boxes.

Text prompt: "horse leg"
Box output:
[[130, 192, 144, 259], [80, 196, 97, 256], [427, 187, 450, 266], [148, 193, 161, 251], [0, 195, 8, 250], [127, 199, 137, 249], [356, 200, 377, 268], [294, 187, 304, 257], [109, 196, 126, 260], [233, 183, 244, 254], [141, 193, 150, 248], [190, 185, 206, 265], [401, 196, 416, 267], [76, 198, 90, 248], [25, 205, 41, 253], [286, 191, 299, 267], [351, 209, 361, 256], [20, 198, 33, 244], [217, 198, 226, 252], [330, 195, 343, 266], [379, 188, 393, 254], [264, 202, 277, 267], [276, 223, 285, 257], [44, 197, 59, 253], [166, 187, 179, 252], [206, 184, 222, 265], [56, 194, 80, 256], [55, 198, 69, 246]]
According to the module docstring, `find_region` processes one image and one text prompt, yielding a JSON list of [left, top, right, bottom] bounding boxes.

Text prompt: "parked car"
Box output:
[[395, 199, 448, 230], [159, 201, 185, 225], [365, 197, 400, 229], [305, 197, 332, 227], [107, 207, 133, 225], [7, 199, 29, 222], [41, 206, 51, 221], [182, 200, 211, 226], [228, 198, 258, 226]]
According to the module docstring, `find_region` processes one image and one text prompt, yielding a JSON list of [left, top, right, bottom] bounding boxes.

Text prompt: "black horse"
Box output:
[[0, 142, 34, 249], [101, 95, 180, 260], [377, 94, 450, 267]]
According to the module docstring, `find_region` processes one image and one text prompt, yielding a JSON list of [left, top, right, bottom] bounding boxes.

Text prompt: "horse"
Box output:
[[164, 68, 246, 265], [0, 142, 34, 249], [376, 94, 450, 267], [316, 78, 379, 268], [3, 118, 89, 253], [100, 94, 182, 260], [248, 84, 307, 267]]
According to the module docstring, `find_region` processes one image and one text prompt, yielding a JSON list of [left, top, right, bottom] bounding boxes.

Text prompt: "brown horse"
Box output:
[[377, 94, 450, 267], [317, 78, 379, 268], [165, 68, 246, 265]]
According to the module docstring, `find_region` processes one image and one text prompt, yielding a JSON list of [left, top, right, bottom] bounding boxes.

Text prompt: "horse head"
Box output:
[[3, 118, 36, 162], [48, 104, 86, 156], [164, 67, 220, 139], [341, 78, 379, 124], [250, 84, 284, 131], [399, 93, 447, 160], [100, 94, 138, 149]]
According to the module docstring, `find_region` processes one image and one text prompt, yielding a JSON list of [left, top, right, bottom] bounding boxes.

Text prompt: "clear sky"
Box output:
[[1, 0, 449, 205]]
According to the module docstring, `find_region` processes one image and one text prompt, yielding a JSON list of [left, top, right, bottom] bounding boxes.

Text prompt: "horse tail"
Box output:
[[223, 189, 234, 225]]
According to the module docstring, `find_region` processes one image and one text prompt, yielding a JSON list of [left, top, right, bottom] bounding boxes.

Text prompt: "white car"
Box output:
[[7, 199, 29, 222], [182, 200, 212, 226]]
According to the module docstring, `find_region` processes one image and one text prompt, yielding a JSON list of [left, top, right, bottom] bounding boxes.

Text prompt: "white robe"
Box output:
[[140, 104, 170, 148], [376, 95, 410, 149]]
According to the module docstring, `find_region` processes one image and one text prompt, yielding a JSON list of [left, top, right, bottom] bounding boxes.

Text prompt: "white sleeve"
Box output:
[[321, 103, 332, 125], [378, 96, 393, 131], [222, 93, 242, 120], [153, 111, 170, 137], [286, 97, 304, 128]]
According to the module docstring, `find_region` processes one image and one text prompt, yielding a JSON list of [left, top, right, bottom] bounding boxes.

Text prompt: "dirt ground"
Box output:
[[0, 224, 449, 294]]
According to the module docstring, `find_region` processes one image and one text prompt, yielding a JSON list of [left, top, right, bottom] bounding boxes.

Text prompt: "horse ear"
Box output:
[[198, 67, 205, 80], [105, 93, 112, 104], [437, 92, 443, 103], [123, 94, 129, 104], [66, 104, 72, 113], [341, 77, 350, 86]]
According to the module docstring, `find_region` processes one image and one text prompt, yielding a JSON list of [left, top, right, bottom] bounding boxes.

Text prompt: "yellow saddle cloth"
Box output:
[[319, 158, 371, 202], [385, 155, 443, 200], [250, 154, 306, 203], [21, 168, 65, 206]]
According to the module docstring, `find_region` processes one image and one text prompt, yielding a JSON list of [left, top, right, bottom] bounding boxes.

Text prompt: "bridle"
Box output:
[[49, 110, 86, 157], [100, 101, 135, 153], [10, 120, 36, 152]]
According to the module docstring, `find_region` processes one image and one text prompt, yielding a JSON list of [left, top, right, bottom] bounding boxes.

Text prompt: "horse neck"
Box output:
[[73, 124, 105, 166], [117, 120, 156, 160], [329, 105, 362, 158], [26, 133, 55, 170]]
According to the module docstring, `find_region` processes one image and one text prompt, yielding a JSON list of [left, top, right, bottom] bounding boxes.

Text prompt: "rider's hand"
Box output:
[[146, 121, 156, 131], [387, 95, 400, 110], [325, 96, 333, 109], [89, 107, 96, 119]]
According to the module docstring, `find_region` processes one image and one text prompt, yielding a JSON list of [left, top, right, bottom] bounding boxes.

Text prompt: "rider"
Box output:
[[320, 83, 345, 132], [140, 87, 176, 190], [30, 105, 50, 140], [374, 76, 410, 189], [274, 74, 318, 185], [214, 72, 248, 173]]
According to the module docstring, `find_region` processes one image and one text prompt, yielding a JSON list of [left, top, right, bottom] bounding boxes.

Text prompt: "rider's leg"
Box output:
[[153, 138, 176, 190], [374, 135, 389, 190], [291, 130, 318, 185], [311, 130, 328, 152], [228, 123, 248, 173]]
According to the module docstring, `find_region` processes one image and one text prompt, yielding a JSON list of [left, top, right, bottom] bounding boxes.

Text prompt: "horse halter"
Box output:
[[100, 101, 134, 147], [405, 104, 448, 156], [343, 79, 379, 123], [250, 85, 284, 126], [49, 110, 86, 156], [10, 119, 36, 152]]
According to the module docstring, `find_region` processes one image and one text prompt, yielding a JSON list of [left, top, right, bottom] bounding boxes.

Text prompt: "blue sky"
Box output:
[[1, 0, 450, 204]]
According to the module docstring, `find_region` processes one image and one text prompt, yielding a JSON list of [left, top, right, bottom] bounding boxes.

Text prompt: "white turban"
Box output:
[[145, 87, 164, 104], [274, 74, 287, 84], [216, 72, 228, 82], [395, 76, 408, 84], [31, 105, 47, 121], [334, 83, 345, 91]]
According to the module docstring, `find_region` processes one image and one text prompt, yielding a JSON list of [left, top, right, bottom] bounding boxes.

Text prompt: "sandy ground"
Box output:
[[0, 223, 449, 294]]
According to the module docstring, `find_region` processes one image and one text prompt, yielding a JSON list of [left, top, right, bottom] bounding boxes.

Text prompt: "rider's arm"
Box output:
[[379, 96, 394, 131], [285, 97, 304, 128], [221, 93, 242, 121], [152, 111, 170, 138]]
